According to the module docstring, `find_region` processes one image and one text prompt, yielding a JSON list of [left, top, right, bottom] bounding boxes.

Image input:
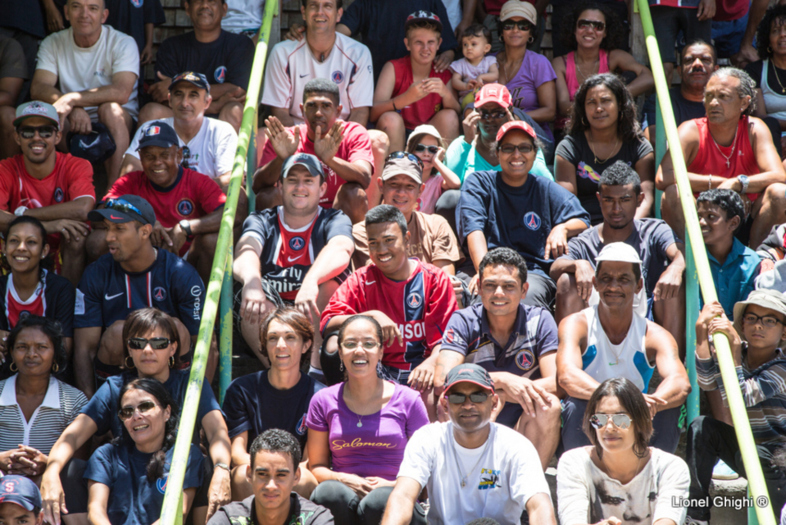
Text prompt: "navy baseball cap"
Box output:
[[444, 363, 495, 393], [170, 71, 210, 93], [0, 475, 42, 511], [137, 121, 179, 151], [281, 153, 324, 180], [88, 195, 157, 226]]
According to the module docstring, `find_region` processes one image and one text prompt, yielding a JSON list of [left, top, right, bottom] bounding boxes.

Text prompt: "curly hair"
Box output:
[[249, 428, 302, 470], [560, 1, 624, 52], [697, 189, 746, 232], [709, 67, 757, 116], [566, 73, 642, 141], [756, 4, 786, 60]]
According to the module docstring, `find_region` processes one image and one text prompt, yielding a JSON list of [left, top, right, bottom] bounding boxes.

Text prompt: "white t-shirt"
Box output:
[[222, 0, 264, 33], [36, 25, 139, 119], [442, 0, 462, 33], [557, 447, 689, 525], [126, 117, 238, 178], [261, 33, 373, 124], [398, 421, 550, 524]]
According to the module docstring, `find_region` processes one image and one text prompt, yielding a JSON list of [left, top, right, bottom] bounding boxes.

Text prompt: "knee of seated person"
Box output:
[[322, 333, 339, 357], [194, 232, 219, 252], [762, 182, 786, 203], [97, 102, 124, 121], [377, 111, 404, 131], [138, 102, 171, 125], [97, 321, 126, 365], [255, 184, 282, 207], [0, 105, 15, 126], [555, 272, 576, 295]]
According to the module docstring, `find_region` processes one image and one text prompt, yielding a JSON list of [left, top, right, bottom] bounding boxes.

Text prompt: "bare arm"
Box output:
[[119, 155, 143, 179], [477, 64, 499, 84], [30, 69, 64, 105], [269, 106, 295, 128], [466, 230, 488, 272], [23, 196, 94, 223], [303, 235, 354, 286], [554, 155, 578, 195], [655, 121, 700, 191], [526, 493, 557, 525], [307, 429, 342, 482], [371, 62, 399, 123], [0, 77, 23, 108], [380, 477, 423, 525], [749, 117, 786, 189], [348, 107, 370, 127], [233, 235, 269, 328], [534, 351, 557, 395], [648, 322, 691, 410], [556, 313, 600, 400], [186, 206, 223, 235], [526, 80, 557, 124], [552, 56, 572, 117], [230, 431, 251, 468], [87, 482, 112, 525], [324, 156, 372, 188], [732, 0, 769, 67], [610, 50, 654, 98], [202, 409, 233, 521], [433, 349, 465, 395], [73, 327, 102, 397], [48, 71, 137, 110], [634, 152, 655, 219]]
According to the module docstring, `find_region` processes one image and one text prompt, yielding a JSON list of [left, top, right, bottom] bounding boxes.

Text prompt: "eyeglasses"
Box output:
[[387, 151, 424, 168], [18, 126, 57, 139], [414, 144, 439, 154], [502, 20, 533, 32], [479, 109, 507, 120], [499, 143, 535, 154], [577, 19, 605, 31], [118, 400, 158, 421], [106, 198, 143, 216], [127, 337, 172, 350], [182, 146, 190, 169], [447, 392, 489, 404], [341, 340, 379, 351], [743, 313, 785, 328], [589, 413, 632, 430]]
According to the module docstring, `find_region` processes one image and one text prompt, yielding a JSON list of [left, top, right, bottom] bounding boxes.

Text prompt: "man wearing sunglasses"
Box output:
[[381, 363, 556, 525], [557, 242, 690, 454], [73, 194, 205, 397], [0, 101, 95, 286]]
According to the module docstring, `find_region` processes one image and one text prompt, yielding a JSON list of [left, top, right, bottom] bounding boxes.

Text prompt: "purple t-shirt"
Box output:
[[305, 382, 429, 480], [502, 50, 557, 140]]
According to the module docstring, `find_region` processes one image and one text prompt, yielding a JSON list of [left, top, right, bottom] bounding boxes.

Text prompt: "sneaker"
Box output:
[[712, 459, 739, 480], [685, 517, 709, 525]]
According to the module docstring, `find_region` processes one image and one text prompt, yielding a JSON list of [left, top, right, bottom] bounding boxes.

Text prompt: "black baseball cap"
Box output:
[[89, 195, 157, 226], [0, 475, 43, 511], [444, 363, 495, 393], [170, 71, 210, 93], [137, 121, 179, 151]]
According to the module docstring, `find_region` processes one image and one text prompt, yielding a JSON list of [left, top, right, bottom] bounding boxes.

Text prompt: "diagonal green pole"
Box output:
[[635, 1, 775, 522], [219, 244, 233, 406], [159, 0, 278, 523]]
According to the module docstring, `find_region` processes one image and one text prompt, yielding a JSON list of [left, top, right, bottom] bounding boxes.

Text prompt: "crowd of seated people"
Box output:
[[4, 0, 786, 524]]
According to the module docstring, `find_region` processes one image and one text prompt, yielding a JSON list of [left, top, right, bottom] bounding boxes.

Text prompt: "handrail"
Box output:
[[635, 0, 775, 523], [158, 0, 279, 523]]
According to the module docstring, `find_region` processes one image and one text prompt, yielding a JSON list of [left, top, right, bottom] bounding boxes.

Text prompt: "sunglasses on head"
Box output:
[[106, 198, 143, 216], [387, 151, 424, 168], [118, 400, 158, 421], [414, 144, 439, 155], [589, 413, 632, 430], [127, 337, 172, 350], [577, 19, 605, 31], [447, 392, 489, 404], [18, 126, 57, 140], [502, 20, 533, 32]]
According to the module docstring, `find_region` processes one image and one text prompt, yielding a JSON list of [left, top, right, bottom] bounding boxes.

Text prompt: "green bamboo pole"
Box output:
[[219, 244, 234, 406], [635, 0, 775, 522]]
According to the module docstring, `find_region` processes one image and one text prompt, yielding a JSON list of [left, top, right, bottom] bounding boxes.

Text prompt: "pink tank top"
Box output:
[[565, 50, 610, 101]]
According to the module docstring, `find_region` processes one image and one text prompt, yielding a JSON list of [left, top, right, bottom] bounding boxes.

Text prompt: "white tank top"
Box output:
[[581, 305, 653, 393], [761, 59, 786, 122]]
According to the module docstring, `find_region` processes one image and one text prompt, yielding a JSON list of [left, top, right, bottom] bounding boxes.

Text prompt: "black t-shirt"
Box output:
[[645, 87, 705, 131], [555, 134, 653, 224], [105, 0, 165, 52], [223, 371, 325, 452], [208, 494, 334, 525], [155, 30, 255, 89], [0, 0, 45, 38], [745, 59, 786, 93]]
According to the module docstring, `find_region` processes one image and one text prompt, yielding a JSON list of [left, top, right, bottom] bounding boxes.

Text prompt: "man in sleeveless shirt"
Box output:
[[556, 242, 690, 453], [656, 67, 786, 247]]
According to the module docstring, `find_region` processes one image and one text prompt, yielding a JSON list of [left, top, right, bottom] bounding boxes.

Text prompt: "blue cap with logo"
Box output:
[[170, 71, 211, 93], [0, 475, 43, 511], [281, 153, 324, 180], [137, 121, 180, 151]]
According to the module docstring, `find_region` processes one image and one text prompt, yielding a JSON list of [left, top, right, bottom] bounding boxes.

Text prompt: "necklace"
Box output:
[[773, 61, 786, 93], [710, 125, 739, 168], [575, 56, 599, 84], [451, 436, 490, 488], [588, 134, 620, 164], [356, 413, 363, 428]]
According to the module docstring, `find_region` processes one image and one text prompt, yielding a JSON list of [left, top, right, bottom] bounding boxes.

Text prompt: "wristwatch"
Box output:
[[178, 219, 194, 238], [737, 175, 749, 194]]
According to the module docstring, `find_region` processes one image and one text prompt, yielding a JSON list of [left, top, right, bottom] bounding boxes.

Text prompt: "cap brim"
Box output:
[[283, 162, 322, 179], [170, 80, 209, 92], [88, 209, 136, 223], [0, 495, 37, 512], [13, 114, 60, 129], [444, 379, 495, 393], [137, 139, 178, 151]]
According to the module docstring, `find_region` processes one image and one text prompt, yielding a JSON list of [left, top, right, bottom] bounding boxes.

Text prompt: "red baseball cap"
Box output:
[[475, 83, 512, 109], [496, 120, 537, 143]]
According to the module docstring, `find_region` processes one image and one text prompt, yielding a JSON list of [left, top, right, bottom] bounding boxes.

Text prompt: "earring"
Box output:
[[339, 360, 344, 372], [52, 362, 59, 373], [528, 35, 534, 44], [125, 356, 135, 369], [169, 356, 175, 368], [10, 361, 17, 372]]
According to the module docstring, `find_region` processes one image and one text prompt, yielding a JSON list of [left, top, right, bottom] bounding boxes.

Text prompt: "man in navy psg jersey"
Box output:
[[73, 194, 205, 397], [233, 153, 354, 377]]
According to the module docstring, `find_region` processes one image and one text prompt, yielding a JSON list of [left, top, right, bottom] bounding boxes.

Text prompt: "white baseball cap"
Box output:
[[595, 242, 642, 265]]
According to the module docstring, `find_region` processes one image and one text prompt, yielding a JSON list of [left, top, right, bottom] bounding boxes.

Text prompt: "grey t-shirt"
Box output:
[[559, 218, 680, 297]]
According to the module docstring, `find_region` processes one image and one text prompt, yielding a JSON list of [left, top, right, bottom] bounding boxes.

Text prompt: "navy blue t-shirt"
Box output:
[[106, 0, 165, 53], [74, 249, 205, 335], [0, 0, 45, 38], [340, 0, 458, 81], [81, 369, 221, 438], [0, 270, 75, 337], [85, 441, 203, 525], [155, 30, 255, 89], [457, 170, 591, 277], [223, 371, 325, 452]]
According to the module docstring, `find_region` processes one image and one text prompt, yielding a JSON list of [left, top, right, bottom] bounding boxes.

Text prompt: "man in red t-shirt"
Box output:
[[86, 121, 226, 284], [0, 101, 95, 285], [255, 78, 374, 224], [320, 204, 458, 417], [371, 11, 460, 152]]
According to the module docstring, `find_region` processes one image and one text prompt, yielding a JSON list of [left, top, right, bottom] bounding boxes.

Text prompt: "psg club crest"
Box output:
[[54, 187, 64, 203], [289, 236, 305, 250], [523, 211, 541, 231], [407, 292, 422, 308], [214, 66, 227, 83], [331, 71, 344, 84], [177, 199, 194, 216], [296, 415, 307, 435], [156, 476, 168, 494], [515, 349, 534, 371], [154, 287, 167, 301], [130, 0, 143, 7]]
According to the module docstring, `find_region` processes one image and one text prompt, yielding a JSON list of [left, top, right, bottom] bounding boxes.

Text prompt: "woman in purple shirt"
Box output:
[[306, 315, 429, 525]]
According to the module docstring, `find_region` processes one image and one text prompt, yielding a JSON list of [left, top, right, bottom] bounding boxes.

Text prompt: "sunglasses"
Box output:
[[118, 400, 158, 421], [182, 145, 190, 169], [589, 413, 632, 430], [479, 109, 507, 120], [577, 19, 605, 31], [127, 337, 172, 350], [106, 198, 143, 216], [414, 144, 439, 155], [499, 143, 535, 154], [502, 20, 533, 32], [18, 126, 57, 139], [341, 340, 379, 351], [743, 313, 785, 329], [447, 392, 489, 404], [387, 151, 424, 168]]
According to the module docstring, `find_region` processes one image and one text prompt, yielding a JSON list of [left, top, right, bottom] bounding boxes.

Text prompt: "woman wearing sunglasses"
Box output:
[[404, 125, 461, 214], [557, 378, 689, 525], [306, 315, 429, 525], [85, 378, 203, 525], [0, 316, 86, 480], [552, 3, 653, 127], [41, 309, 230, 525], [555, 73, 655, 224]]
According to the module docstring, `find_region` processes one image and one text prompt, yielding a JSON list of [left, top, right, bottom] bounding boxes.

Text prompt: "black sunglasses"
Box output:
[[118, 400, 158, 421], [387, 151, 424, 168], [414, 144, 439, 155], [589, 413, 632, 430], [479, 109, 507, 120], [447, 392, 489, 404], [499, 143, 535, 154], [127, 337, 172, 350], [18, 126, 57, 139], [502, 20, 533, 32], [577, 19, 605, 31]]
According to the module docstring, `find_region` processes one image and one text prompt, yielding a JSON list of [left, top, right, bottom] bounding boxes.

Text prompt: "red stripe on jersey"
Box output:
[[275, 208, 318, 269], [5, 275, 46, 328]]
